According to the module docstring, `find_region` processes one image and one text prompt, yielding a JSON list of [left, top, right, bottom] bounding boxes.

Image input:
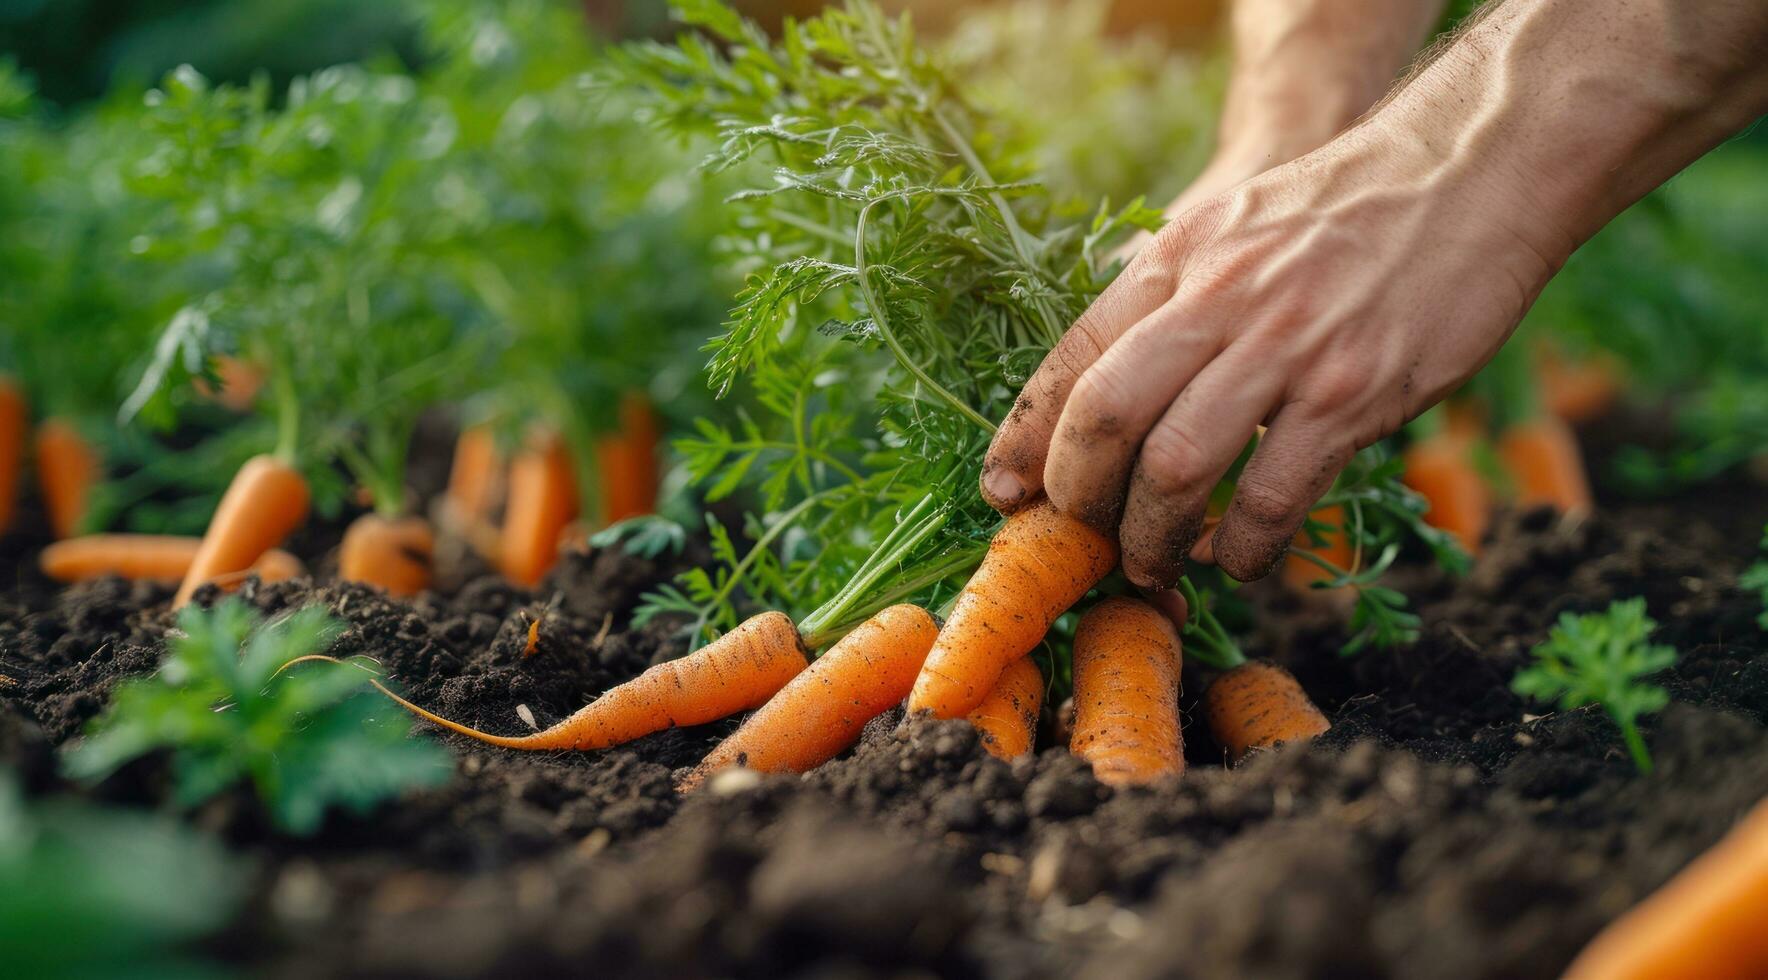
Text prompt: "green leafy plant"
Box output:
[[615, 0, 1457, 680], [1511, 598, 1679, 773], [1741, 524, 1768, 630], [64, 599, 451, 835], [0, 770, 243, 979]]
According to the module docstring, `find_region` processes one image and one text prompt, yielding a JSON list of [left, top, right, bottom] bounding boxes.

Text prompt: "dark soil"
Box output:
[[3, 423, 1765, 979]]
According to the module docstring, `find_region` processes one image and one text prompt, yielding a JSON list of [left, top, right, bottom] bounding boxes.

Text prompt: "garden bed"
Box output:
[[3, 420, 1765, 979]]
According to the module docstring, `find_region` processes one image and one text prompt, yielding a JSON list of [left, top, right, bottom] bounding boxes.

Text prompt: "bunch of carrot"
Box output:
[[357, 495, 1331, 791]]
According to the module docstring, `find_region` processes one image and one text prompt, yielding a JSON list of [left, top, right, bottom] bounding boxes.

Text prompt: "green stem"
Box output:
[[853, 201, 996, 433], [272, 371, 300, 464], [692, 489, 835, 646], [799, 496, 949, 643], [1620, 719, 1653, 774], [1176, 576, 1246, 669]]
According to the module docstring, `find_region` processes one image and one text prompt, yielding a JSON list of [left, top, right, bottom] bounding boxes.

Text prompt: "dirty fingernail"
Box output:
[[982, 467, 1025, 507]]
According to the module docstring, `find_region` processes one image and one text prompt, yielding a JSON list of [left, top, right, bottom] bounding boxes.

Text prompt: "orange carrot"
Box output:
[[908, 497, 1116, 718], [368, 610, 808, 751], [174, 454, 310, 608], [1203, 660, 1329, 762], [339, 513, 435, 597], [193, 355, 266, 412], [498, 427, 579, 587], [1565, 797, 1768, 980], [595, 392, 661, 525], [250, 547, 305, 583], [966, 655, 1044, 759], [1402, 432, 1492, 557], [0, 376, 23, 534], [1498, 415, 1593, 517], [441, 424, 502, 532], [1537, 347, 1622, 424], [40, 534, 301, 585], [35, 418, 99, 539], [1070, 597, 1185, 785], [523, 617, 541, 658], [1281, 504, 1356, 591], [680, 604, 938, 789]]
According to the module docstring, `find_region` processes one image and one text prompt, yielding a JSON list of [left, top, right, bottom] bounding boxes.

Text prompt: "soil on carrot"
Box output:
[[3, 426, 1765, 980]]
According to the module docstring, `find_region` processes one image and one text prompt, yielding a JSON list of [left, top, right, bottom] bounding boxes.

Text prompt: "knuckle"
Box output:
[[1229, 478, 1300, 530], [1062, 366, 1136, 442], [1137, 425, 1210, 495], [1297, 362, 1372, 414]]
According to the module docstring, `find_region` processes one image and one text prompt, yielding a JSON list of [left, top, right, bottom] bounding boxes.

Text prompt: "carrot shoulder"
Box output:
[[1203, 660, 1329, 762], [909, 497, 1116, 718], [1565, 797, 1768, 980], [680, 604, 937, 790], [1070, 597, 1185, 785], [498, 427, 579, 587], [966, 655, 1044, 759], [376, 610, 808, 751], [1498, 415, 1593, 516], [0, 376, 23, 534], [36, 418, 99, 539], [339, 514, 435, 597], [173, 454, 310, 608], [42, 534, 303, 585]]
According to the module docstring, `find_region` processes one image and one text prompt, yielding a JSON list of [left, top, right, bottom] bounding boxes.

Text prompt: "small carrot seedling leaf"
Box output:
[[1510, 598, 1679, 774], [0, 770, 243, 977], [63, 599, 452, 835]]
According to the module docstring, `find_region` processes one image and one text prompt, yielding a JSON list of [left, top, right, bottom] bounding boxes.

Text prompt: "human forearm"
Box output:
[[1372, 0, 1768, 261], [1215, 0, 1447, 170]]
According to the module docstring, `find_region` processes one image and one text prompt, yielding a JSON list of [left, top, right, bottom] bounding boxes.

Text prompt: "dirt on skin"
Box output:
[[2, 435, 1766, 978]]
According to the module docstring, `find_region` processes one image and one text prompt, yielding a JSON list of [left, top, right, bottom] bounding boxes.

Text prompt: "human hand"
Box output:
[[982, 120, 1559, 588]]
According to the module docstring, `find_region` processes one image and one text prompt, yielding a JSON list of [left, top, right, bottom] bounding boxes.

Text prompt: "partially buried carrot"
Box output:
[[1498, 414, 1592, 517], [1281, 504, 1356, 591], [680, 604, 938, 790], [1203, 660, 1329, 763], [40, 533, 302, 585], [498, 427, 578, 587], [1402, 431, 1492, 557], [36, 418, 99, 539], [339, 514, 434, 597], [369, 610, 808, 751], [1564, 796, 1768, 980], [966, 656, 1044, 759], [441, 424, 501, 532], [908, 497, 1116, 719], [1070, 597, 1185, 785], [193, 355, 266, 412], [174, 454, 310, 608], [1537, 346, 1622, 424], [0, 376, 23, 534], [595, 392, 660, 525]]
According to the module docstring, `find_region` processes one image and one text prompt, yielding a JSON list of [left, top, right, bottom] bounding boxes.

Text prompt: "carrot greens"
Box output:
[[1511, 598, 1679, 774], [619, 0, 1458, 662], [64, 599, 451, 834]]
